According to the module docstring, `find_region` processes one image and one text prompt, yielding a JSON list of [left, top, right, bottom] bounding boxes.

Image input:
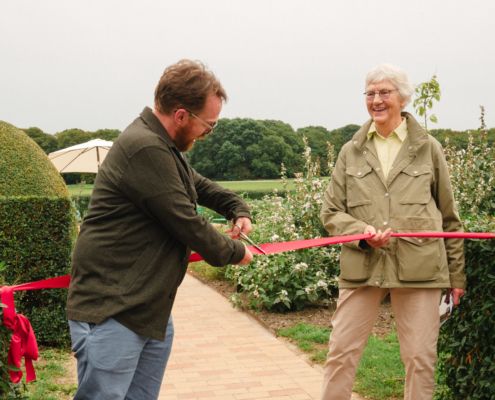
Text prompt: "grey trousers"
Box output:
[[69, 317, 174, 400]]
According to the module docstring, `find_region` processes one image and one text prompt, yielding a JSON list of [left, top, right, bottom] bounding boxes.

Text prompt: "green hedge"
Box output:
[[0, 121, 76, 349], [0, 197, 75, 346], [437, 216, 495, 399]]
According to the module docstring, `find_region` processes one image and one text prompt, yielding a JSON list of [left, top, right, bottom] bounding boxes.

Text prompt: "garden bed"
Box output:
[[186, 269, 395, 339]]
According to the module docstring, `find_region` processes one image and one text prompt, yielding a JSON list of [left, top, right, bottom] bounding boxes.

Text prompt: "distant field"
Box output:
[[68, 179, 296, 197]]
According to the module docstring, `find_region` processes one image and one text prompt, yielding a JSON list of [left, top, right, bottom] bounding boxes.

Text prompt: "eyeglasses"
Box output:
[[364, 89, 399, 101], [187, 110, 218, 135]]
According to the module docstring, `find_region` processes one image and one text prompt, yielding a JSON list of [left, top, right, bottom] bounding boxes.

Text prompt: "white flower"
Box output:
[[294, 262, 309, 272], [312, 180, 322, 189], [317, 280, 328, 288], [271, 234, 280, 241], [305, 286, 315, 294]]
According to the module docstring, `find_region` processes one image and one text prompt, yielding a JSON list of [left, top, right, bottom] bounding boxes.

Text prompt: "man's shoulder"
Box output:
[[116, 116, 169, 158]]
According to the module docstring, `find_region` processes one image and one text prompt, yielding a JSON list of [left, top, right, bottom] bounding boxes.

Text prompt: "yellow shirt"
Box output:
[[367, 119, 408, 178]]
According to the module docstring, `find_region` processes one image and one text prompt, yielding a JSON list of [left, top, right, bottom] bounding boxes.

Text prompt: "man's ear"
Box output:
[[174, 108, 188, 126]]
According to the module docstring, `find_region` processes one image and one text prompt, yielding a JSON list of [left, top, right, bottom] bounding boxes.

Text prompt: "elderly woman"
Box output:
[[320, 64, 466, 400]]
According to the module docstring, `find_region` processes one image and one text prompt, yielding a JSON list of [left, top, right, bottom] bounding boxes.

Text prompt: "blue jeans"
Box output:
[[69, 317, 174, 400]]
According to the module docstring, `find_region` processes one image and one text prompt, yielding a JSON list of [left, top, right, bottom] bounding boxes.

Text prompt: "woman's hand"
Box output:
[[448, 288, 466, 306], [364, 225, 392, 248]]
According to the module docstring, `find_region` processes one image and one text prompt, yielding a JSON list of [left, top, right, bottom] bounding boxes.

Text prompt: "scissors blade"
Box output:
[[239, 232, 267, 255]]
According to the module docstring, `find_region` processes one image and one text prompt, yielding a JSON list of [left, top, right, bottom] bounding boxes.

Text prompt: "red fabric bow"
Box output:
[[0, 275, 71, 383]]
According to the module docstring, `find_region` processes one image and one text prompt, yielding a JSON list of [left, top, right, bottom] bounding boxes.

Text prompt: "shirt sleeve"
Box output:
[[120, 145, 245, 266]]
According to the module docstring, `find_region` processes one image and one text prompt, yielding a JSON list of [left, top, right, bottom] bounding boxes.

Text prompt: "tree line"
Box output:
[[24, 120, 495, 183]]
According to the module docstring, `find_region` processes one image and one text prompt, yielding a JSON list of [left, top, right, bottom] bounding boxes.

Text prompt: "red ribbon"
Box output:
[[190, 231, 495, 259], [1, 231, 493, 382]]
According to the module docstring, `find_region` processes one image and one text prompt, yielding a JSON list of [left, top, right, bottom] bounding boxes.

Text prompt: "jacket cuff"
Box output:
[[229, 240, 246, 265], [233, 210, 251, 219], [449, 276, 466, 289]]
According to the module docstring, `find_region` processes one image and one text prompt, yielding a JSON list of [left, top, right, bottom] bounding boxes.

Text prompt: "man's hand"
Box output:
[[448, 288, 465, 306], [364, 225, 392, 248], [228, 217, 252, 239], [237, 244, 253, 265]]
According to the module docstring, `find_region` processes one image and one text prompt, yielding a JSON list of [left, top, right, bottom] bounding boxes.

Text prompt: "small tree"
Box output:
[[413, 74, 441, 130]]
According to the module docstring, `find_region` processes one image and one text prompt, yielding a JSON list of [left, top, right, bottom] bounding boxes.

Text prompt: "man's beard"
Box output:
[[174, 127, 195, 152]]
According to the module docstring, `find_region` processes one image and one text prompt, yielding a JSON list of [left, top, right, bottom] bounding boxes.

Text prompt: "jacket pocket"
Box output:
[[397, 237, 440, 281], [346, 165, 373, 199], [345, 165, 374, 222], [339, 246, 370, 282], [398, 165, 432, 204]]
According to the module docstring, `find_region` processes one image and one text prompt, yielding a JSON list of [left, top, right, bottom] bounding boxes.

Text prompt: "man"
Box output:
[[66, 59, 253, 400]]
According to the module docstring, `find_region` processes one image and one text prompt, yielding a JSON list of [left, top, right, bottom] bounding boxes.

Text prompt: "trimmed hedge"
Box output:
[[0, 198, 75, 346], [0, 121, 76, 347], [437, 216, 495, 399], [0, 121, 67, 197]]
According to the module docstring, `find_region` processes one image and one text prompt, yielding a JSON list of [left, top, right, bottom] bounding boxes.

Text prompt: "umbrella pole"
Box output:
[[96, 147, 101, 169]]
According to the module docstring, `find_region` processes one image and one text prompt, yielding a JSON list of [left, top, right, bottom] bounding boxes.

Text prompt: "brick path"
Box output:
[[158, 273, 363, 400]]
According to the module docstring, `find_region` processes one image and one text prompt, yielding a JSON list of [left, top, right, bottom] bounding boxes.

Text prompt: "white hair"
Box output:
[[365, 64, 415, 107]]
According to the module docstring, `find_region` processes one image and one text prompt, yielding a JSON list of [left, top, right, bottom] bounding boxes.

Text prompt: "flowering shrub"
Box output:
[[435, 107, 495, 398], [444, 107, 495, 216], [226, 139, 340, 311]]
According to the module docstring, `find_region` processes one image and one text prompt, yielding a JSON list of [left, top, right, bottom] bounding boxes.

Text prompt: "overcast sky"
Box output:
[[1, 0, 494, 134]]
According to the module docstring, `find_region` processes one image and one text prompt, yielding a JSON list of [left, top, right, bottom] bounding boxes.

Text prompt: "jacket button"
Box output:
[[383, 221, 388, 225], [413, 170, 418, 174], [384, 193, 389, 197], [363, 151, 367, 155], [357, 171, 362, 176]]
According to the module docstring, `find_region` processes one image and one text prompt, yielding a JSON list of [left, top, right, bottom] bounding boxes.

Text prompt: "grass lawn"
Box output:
[[67, 179, 298, 197], [67, 183, 94, 197], [24, 347, 76, 399]]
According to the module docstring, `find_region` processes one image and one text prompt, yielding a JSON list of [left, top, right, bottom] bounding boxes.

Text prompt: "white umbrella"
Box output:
[[48, 139, 113, 173]]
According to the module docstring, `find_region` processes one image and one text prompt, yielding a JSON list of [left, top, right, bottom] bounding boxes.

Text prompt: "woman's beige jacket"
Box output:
[[321, 112, 465, 289]]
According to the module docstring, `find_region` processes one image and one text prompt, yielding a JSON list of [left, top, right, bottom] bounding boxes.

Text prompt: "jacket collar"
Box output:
[[352, 112, 429, 152], [139, 106, 177, 150]]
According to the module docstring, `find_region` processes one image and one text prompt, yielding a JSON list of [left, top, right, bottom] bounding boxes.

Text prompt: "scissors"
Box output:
[[234, 224, 267, 255]]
